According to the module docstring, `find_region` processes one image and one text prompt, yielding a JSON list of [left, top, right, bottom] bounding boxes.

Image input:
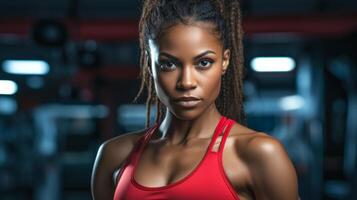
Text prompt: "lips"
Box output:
[[174, 96, 200, 101], [173, 96, 202, 108]]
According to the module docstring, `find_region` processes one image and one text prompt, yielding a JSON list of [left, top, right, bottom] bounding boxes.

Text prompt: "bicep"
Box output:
[[249, 137, 298, 200], [91, 143, 116, 200]]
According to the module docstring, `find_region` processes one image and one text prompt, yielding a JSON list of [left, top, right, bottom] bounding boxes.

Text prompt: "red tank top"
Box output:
[[114, 116, 240, 200]]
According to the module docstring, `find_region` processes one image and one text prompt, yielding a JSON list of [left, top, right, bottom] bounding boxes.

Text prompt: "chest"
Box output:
[[133, 137, 253, 199]]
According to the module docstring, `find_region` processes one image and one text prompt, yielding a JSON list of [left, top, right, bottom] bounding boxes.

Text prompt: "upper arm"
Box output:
[[91, 141, 117, 200], [91, 133, 142, 200], [246, 135, 299, 200]]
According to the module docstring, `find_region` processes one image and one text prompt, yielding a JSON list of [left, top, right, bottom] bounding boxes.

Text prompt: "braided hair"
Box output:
[[134, 0, 245, 127]]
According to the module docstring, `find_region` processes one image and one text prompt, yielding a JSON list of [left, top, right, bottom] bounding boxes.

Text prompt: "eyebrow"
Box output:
[[159, 50, 216, 61]]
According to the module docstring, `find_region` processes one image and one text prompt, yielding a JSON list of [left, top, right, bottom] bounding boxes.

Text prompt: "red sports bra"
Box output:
[[114, 116, 241, 200]]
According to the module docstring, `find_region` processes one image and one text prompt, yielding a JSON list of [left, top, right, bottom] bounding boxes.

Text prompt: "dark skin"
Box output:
[[91, 22, 299, 200]]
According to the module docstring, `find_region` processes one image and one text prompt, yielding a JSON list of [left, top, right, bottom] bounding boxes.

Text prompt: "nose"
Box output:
[[176, 65, 197, 90]]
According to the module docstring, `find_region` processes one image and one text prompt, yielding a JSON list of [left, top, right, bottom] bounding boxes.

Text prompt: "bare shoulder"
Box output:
[[96, 129, 147, 169], [229, 122, 299, 199], [243, 131, 286, 163], [228, 122, 289, 163]]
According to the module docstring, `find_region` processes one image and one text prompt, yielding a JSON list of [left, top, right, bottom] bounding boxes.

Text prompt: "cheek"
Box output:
[[201, 69, 222, 101], [153, 71, 178, 103]]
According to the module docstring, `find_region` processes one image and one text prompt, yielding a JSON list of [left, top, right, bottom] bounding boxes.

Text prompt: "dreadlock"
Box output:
[[134, 0, 246, 127]]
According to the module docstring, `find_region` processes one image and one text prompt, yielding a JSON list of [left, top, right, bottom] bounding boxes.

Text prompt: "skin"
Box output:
[[91, 22, 299, 200]]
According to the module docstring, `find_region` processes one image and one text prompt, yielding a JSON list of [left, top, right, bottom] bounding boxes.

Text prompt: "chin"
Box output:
[[168, 106, 206, 121]]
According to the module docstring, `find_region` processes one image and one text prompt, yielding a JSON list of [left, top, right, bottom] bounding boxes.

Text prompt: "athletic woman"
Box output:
[[91, 0, 299, 199]]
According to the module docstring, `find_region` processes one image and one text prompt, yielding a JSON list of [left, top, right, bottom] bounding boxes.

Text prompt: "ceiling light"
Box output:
[[0, 80, 18, 95], [2, 60, 50, 75], [251, 57, 295, 72]]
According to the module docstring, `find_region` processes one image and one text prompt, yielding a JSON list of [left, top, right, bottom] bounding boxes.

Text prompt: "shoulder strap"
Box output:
[[114, 124, 158, 184], [207, 116, 228, 152], [132, 124, 158, 165], [217, 119, 235, 154]]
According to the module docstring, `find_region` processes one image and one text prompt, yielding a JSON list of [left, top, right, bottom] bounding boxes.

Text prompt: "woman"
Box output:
[[91, 0, 299, 199]]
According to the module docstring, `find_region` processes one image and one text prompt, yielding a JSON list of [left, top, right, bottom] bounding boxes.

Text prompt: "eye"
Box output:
[[158, 60, 177, 71], [197, 59, 214, 69]]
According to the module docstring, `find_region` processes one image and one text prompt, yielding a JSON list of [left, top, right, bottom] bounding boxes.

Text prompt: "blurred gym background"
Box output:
[[0, 0, 356, 199]]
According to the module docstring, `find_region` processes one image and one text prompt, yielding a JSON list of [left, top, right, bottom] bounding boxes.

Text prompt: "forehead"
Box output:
[[151, 22, 222, 55]]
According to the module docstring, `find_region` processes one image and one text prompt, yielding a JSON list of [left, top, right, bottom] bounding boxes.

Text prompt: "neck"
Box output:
[[158, 103, 222, 145]]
